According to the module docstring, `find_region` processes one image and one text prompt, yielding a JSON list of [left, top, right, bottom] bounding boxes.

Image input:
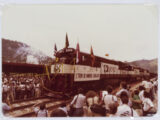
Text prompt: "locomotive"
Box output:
[[49, 42, 150, 93]]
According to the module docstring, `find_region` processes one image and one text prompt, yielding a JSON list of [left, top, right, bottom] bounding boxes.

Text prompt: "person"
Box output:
[[85, 90, 99, 116], [138, 86, 145, 101], [107, 103, 118, 117], [115, 91, 139, 117], [33, 103, 48, 117], [153, 80, 158, 93], [58, 103, 68, 116], [50, 109, 67, 117], [2, 97, 11, 115], [15, 82, 21, 100], [19, 82, 26, 99], [69, 88, 86, 117], [142, 91, 155, 116], [141, 80, 152, 92], [131, 90, 143, 116], [30, 81, 35, 98], [9, 82, 15, 102], [2, 82, 10, 103], [116, 82, 132, 107], [104, 86, 118, 113], [116, 82, 129, 97], [99, 90, 108, 104], [26, 82, 31, 98], [35, 83, 41, 98]]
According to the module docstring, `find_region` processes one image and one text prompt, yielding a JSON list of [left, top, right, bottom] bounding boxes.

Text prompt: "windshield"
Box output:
[[55, 57, 75, 64]]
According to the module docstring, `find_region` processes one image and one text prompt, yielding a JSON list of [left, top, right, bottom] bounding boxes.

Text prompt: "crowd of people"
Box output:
[[2, 73, 44, 105], [2, 73, 158, 117], [49, 78, 158, 117]]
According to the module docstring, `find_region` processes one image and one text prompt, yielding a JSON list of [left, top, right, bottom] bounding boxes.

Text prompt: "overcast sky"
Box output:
[[1, 4, 158, 62]]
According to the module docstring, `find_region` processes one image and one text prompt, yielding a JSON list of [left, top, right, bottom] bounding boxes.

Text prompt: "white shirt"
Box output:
[[20, 84, 25, 91], [3, 85, 9, 92], [116, 104, 139, 117], [139, 90, 144, 101], [87, 96, 99, 107], [71, 94, 86, 108], [34, 107, 48, 117], [142, 98, 154, 112], [153, 81, 158, 87], [35, 84, 40, 89], [142, 81, 153, 89], [59, 107, 68, 115], [2, 103, 10, 114], [101, 91, 108, 98], [104, 94, 117, 110]]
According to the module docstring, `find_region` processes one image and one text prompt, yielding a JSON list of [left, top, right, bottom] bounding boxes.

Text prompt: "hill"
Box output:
[[128, 58, 158, 73], [2, 38, 53, 64]]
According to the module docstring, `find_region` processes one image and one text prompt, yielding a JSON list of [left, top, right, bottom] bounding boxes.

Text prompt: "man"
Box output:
[[19, 82, 26, 99], [142, 91, 155, 116], [70, 88, 86, 117], [116, 82, 129, 97], [115, 92, 139, 117], [99, 90, 108, 105], [116, 82, 131, 107], [35, 83, 41, 98], [138, 86, 146, 101], [104, 86, 118, 112]]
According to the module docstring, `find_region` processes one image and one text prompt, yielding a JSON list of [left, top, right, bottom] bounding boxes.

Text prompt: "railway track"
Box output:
[[5, 96, 71, 117]]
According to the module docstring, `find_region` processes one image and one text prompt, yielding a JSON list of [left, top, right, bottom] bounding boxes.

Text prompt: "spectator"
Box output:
[[69, 88, 86, 117], [104, 86, 118, 113], [142, 91, 155, 116], [116, 82, 132, 107], [107, 103, 118, 117], [115, 91, 139, 117], [116, 82, 129, 97], [138, 86, 145, 101], [50, 109, 67, 117], [57, 103, 68, 116], [33, 103, 48, 117], [2, 97, 11, 115], [85, 90, 99, 116], [131, 90, 142, 116]]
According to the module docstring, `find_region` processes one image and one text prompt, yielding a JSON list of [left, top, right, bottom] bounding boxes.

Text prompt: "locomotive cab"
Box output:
[[51, 48, 76, 92]]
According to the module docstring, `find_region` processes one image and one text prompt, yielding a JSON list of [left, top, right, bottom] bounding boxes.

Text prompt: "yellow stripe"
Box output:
[[45, 65, 50, 81]]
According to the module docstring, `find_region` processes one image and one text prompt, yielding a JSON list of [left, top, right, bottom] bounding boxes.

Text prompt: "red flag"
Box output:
[[90, 46, 95, 66], [65, 33, 69, 48], [76, 43, 81, 64]]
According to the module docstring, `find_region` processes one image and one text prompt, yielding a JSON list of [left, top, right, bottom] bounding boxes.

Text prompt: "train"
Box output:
[[49, 46, 151, 93], [2, 35, 154, 94]]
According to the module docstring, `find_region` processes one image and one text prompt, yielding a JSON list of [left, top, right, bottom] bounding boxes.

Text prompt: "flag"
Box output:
[[90, 46, 95, 66], [65, 33, 69, 48], [76, 43, 81, 64], [54, 43, 57, 56]]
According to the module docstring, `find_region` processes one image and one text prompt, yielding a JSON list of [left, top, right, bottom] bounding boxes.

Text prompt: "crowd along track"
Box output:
[[5, 80, 157, 117]]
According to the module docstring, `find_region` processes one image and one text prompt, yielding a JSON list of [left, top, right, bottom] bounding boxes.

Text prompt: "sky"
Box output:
[[1, 4, 158, 62]]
